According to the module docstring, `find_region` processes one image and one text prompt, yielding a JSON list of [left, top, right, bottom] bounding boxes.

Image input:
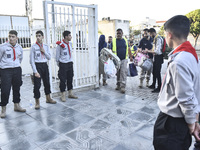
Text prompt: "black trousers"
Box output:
[[0, 68, 1, 88], [33, 63, 51, 99], [153, 112, 192, 150], [0, 67, 22, 106], [58, 62, 74, 92], [152, 55, 163, 89]]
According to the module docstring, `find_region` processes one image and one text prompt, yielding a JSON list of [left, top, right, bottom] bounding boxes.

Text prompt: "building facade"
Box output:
[[98, 17, 130, 41]]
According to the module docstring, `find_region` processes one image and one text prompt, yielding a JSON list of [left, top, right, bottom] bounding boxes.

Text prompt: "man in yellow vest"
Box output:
[[112, 28, 133, 93]]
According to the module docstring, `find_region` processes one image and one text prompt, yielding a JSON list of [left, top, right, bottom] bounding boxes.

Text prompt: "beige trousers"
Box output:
[[116, 59, 128, 88]]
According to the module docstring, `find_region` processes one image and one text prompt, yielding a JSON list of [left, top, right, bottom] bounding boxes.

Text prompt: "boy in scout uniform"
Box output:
[[56, 30, 78, 101], [0, 30, 26, 118], [30, 30, 56, 109]]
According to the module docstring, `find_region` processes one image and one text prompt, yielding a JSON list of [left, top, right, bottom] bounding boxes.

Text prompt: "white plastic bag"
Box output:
[[104, 58, 116, 78], [141, 58, 153, 71]]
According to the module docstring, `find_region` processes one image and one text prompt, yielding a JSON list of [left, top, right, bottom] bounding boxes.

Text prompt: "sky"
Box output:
[[0, 0, 200, 25]]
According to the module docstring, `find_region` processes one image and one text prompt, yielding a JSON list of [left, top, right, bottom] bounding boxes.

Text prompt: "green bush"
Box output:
[[163, 44, 173, 59]]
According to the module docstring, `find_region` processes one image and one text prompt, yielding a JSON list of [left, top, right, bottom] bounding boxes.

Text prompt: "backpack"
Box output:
[[155, 36, 167, 56], [161, 36, 166, 56]]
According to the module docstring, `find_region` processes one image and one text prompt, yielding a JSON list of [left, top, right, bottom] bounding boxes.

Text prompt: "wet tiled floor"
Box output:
[[0, 61, 196, 150]]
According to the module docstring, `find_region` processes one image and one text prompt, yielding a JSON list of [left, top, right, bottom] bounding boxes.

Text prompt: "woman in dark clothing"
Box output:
[[98, 35, 108, 86]]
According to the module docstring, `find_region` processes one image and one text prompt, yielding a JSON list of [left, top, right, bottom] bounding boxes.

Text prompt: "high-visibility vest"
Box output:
[[112, 38, 129, 59], [131, 45, 137, 57]]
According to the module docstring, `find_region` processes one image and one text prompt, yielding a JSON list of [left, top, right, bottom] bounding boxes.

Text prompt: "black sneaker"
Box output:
[[148, 84, 155, 89], [152, 88, 160, 93]]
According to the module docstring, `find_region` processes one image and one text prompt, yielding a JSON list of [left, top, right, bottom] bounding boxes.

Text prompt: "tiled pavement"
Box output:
[[0, 60, 196, 150]]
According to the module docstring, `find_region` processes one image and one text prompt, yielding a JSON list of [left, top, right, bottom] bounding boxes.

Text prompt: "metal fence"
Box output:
[[0, 1, 99, 93], [43, 1, 99, 93], [0, 25, 31, 48]]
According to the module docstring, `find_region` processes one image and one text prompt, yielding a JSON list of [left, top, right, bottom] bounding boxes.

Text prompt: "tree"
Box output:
[[133, 30, 141, 36], [98, 29, 103, 35], [186, 9, 200, 48], [129, 27, 134, 40], [129, 28, 141, 38], [158, 25, 164, 37]]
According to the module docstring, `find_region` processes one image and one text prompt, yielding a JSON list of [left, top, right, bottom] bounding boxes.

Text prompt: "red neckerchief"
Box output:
[[173, 41, 198, 62], [36, 42, 44, 59], [10, 46, 16, 61], [62, 39, 71, 58]]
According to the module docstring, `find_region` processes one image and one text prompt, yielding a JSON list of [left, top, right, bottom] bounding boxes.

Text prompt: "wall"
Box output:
[[98, 19, 130, 40], [32, 19, 44, 30], [0, 16, 11, 27], [98, 20, 115, 40], [115, 20, 130, 38], [21, 48, 32, 75]]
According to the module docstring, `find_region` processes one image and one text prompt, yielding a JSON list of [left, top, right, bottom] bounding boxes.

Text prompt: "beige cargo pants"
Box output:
[[116, 59, 128, 88]]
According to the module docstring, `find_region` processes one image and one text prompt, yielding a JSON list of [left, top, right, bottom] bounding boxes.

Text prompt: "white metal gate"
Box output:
[[43, 1, 99, 93]]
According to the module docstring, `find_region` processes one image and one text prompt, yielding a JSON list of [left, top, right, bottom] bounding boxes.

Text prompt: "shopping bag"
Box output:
[[127, 63, 138, 77], [141, 59, 153, 71], [134, 52, 147, 66], [104, 58, 116, 78]]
